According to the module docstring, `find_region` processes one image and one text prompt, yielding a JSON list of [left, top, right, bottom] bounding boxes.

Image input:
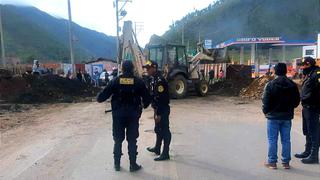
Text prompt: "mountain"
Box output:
[[1, 5, 116, 63], [161, 0, 320, 50]]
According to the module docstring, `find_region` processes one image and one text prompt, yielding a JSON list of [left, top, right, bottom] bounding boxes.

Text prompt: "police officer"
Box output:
[[295, 57, 320, 164], [144, 60, 172, 161], [97, 60, 150, 172]]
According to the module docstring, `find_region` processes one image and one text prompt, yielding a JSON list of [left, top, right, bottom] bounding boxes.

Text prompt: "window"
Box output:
[[177, 47, 187, 66], [149, 47, 163, 68], [167, 46, 177, 64]]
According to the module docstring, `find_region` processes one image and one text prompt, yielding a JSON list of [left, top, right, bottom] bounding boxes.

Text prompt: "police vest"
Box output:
[[114, 75, 140, 107]]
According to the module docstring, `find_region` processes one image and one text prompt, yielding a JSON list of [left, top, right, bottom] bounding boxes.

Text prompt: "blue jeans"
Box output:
[[267, 120, 292, 164]]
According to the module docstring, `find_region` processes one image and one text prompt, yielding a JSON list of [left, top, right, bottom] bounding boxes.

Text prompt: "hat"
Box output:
[[298, 57, 316, 66], [143, 60, 158, 69], [274, 63, 287, 76]]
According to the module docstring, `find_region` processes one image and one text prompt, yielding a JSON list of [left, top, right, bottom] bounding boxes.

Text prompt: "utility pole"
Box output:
[[115, 0, 120, 74], [67, 0, 75, 74], [114, 0, 131, 75], [0, 5, 6, 68]]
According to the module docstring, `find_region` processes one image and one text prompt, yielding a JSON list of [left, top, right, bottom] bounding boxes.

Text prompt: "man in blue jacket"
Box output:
[[262, 63, 300, 169]]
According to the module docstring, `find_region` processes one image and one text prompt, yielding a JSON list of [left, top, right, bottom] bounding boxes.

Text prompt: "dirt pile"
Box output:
[[0, 74, 100, 103], [210, 79, 253, 96], [240, 75, 274, 99], [0, 69, 13, 79]]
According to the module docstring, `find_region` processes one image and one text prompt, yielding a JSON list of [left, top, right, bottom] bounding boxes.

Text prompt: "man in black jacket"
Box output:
[[97, 61, 150, 172], [295, 57, 320, 164], [262, 63, 300, 169]]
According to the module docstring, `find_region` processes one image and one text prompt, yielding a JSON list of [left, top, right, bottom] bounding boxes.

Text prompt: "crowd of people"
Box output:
[[31, 59, 120, 88], [95, 57, 320, 173]]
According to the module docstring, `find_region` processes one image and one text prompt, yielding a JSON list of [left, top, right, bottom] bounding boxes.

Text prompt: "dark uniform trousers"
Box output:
[[154, 106, 172, 154], [112, 112, 140, 162], [300, 66, 320, 157], [302, 107, 320, 151]]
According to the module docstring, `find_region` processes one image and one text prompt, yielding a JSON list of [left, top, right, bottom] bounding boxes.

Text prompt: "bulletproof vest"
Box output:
[[302, 67, 320, 109], [115, 75, 139, 107]]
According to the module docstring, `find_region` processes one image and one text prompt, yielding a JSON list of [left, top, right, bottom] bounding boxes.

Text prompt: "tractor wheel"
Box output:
[[169, 75, 187, 99], [196, 80, 209, 97]]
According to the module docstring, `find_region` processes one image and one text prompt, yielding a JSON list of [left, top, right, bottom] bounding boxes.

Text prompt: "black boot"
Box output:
[[147, 134, 162, 155], [295, 145, 311, 159], [154, 145, 170, 161], [147, 147, 160, 155], [129, 154, 142, 172], [113, 141, 123, 171], [130, 163, 142, 172], [114, 157, 121, 171], [301, 148, 319, 164], [154, 153, 170, 161], [155, 129, 171, 161]]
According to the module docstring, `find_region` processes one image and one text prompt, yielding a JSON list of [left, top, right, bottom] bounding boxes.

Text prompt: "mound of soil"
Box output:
[[210, 79, 253, 96], [0, 74, 100, 103], [0, 69, 12, 79], [240, 75, 274, 99]]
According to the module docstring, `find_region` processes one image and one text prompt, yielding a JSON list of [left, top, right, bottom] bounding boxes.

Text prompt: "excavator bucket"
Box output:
[[120, 21, 146, 77]]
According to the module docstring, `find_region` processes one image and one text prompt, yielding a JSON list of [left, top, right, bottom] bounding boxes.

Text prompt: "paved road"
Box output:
[[0, 96, 319, 180]]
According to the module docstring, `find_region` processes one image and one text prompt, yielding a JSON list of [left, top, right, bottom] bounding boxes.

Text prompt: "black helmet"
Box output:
[[122, 60, 134, 73]]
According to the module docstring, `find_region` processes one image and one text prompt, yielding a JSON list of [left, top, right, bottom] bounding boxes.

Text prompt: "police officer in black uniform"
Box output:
[[97, 60, 150, 172], [295, 57, 320, 164], [144, 60, 172, 161]]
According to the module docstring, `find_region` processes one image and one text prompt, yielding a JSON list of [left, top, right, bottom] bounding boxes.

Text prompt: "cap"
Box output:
[[298, 57, 316, 66], [143, 60, 158, 69]]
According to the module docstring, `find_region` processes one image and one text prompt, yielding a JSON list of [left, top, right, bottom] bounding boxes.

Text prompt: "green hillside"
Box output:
[[162, 0, 320, 51], [1, 5, 116, 63]]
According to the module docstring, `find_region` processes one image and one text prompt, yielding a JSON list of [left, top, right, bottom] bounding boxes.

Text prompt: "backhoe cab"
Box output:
[[147, 44, 209, 99]]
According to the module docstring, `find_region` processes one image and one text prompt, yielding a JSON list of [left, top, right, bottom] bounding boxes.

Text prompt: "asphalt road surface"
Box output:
[[0, 96, 319, 180]]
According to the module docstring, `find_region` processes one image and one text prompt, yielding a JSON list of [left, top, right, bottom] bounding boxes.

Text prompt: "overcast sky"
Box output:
[[2, 0, 214, 45]]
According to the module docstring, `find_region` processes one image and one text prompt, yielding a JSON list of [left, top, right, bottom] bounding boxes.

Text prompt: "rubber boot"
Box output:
[[295, 145, 311, 159], [129, 155, 142, 172], [301, 147, 319, 164]]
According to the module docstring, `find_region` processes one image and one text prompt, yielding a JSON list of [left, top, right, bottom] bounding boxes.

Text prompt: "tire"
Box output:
[[196, 80, 209, 97], [169, 75, 187, 99]]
